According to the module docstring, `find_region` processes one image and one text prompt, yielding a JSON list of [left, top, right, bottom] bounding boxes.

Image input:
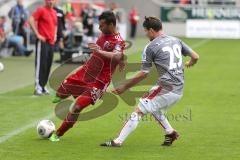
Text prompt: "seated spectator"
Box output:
[[72, 17, 83, 46], [81, 4, 96, 46], [8, 0, 28, 48], [8, 34, 32, 56], [0, 16, 32, 57]]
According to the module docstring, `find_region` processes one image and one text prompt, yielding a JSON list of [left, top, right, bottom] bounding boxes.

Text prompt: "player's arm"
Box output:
[[118, 56, 126, 72], [112, 71, 148, 95], [98, 49, 123, 62], [54, 25, 58, 44], [29, 16, 46, 42], [180, 40, 200, 68], [88, 43, 123, 62], [113, 45, 153, 94], [185, 51, 199, 68]]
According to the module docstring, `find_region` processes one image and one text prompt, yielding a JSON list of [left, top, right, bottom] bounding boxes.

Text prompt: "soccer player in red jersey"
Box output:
[[49, 11, 125, 142]]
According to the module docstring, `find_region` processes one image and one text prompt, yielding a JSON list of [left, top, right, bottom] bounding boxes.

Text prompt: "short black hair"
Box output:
[[99, 11, 116, 26], [143, 16, 162, 31]]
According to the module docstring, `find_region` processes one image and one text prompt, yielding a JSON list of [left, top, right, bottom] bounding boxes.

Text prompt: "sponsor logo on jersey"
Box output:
[[115, 44, 122, 51]]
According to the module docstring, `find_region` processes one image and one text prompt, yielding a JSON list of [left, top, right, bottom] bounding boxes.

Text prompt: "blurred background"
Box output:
[[0, 0, 239, 47], [1, 0, 240, 91]]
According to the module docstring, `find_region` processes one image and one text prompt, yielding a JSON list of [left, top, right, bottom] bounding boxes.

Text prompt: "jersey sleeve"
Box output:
[[180, 40, 193, 56], [141, 45, 154, 73], [32, 8, 43, 21]]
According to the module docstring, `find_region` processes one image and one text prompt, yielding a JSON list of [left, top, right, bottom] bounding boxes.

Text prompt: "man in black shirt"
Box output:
[[54, 3, 66, 63], [81, 4, 95, 42]]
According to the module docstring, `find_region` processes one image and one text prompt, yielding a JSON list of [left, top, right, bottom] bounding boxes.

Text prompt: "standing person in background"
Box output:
[[29, 0, 58, 96], [8, 0, 29, 48], [129, 6, 139, 39], [54, 0, 66, 63], [81, 4, 96, 45], [109, 2, 121, 23], [0, 16, 32, 57]]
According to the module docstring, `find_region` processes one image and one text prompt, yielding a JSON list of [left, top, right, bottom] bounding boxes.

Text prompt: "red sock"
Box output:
[[56, 94, 92, 137], [57, 112, 79, 137]]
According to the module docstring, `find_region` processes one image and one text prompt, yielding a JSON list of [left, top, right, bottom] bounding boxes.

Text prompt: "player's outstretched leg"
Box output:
[[100, 107, 144, 147], [49, 95, 92, 142], [152, 111, 179, 146], [49, 103, 82, 142]]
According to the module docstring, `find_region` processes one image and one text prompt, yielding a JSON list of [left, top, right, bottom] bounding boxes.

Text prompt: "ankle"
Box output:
[[114, 138, 122, 145]]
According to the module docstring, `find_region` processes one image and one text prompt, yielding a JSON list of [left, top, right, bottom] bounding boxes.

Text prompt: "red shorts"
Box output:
[[56, 71, 107, 109]]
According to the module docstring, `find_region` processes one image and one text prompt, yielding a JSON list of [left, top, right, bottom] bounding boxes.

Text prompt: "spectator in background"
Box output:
[[54, 0, 66, 63], [8, 0, 28, 48], [63, 0, 73, 16], [72, 17, 83, 46], [172, 0, 180, 3], [0, 16, 8, 45], [129, 6, 139, 39], [29, 0, 58, 96], [0, 16, 32, 57], [81, 4, 96, 45], [109, 2, 122, 23], [180, 0, 190, 4]]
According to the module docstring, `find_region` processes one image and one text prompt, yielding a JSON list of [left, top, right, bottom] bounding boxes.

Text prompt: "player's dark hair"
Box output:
[[99, 11, 116, 26], [143, 16, 162, 31]]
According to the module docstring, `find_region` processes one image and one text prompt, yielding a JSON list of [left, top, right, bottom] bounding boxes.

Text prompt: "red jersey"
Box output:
[[129, 9, 139, 25], [32, 6, 57, 45], [73, 32, 125, 89]]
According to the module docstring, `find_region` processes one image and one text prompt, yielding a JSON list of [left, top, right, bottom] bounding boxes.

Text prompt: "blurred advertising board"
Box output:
[[186, 20, 240, 39], [161, 6, 240, 22]]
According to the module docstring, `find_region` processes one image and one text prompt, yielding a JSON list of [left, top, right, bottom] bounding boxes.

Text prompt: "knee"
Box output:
[[134, 107, 144, 117]]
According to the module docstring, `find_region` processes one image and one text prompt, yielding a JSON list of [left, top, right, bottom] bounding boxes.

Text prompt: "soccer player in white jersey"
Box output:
[[101, 16, 199, 147]]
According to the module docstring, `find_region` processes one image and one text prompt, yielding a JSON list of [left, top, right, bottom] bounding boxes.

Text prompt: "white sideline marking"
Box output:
[[0, 39, 210, 144], [0, 113, 55, 144]]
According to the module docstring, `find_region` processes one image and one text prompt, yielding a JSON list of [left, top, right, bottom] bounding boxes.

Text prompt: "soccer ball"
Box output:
[[0, 62, 4, 72], [37, 120, 56, 138]]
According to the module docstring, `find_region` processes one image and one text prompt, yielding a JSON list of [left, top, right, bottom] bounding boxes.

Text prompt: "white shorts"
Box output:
[[138, 85, 182, 115]]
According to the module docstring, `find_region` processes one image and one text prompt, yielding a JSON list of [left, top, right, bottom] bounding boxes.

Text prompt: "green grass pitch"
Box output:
[[0, 37, 240, 160]]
